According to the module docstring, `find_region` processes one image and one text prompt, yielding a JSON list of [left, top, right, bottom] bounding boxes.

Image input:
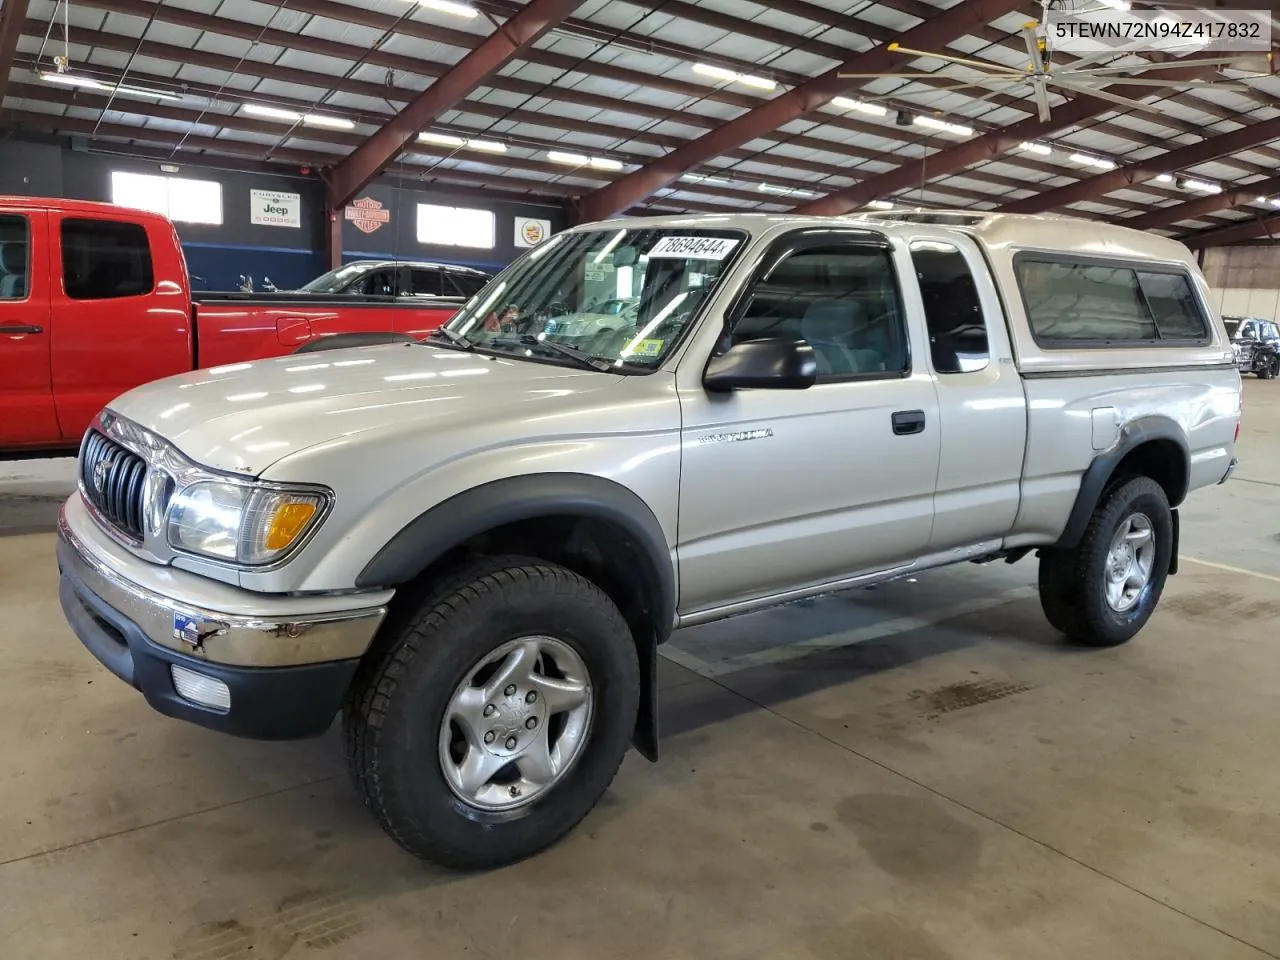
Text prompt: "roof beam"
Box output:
[[1181, 212, 1280, 248], [0, 0, 30, 104], [1000, 117, 1280, 215], [573, 0, 1026, 223], [1122, 176, 1280, 232], [793, 67, 1220, 217], [326, 0, 590, 208]]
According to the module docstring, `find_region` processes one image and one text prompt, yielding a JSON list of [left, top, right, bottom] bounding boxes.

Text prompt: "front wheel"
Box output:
[[343, 557, 640, 869], [1038, 476, 1173, 647], [1260, 355, 1279, 380]]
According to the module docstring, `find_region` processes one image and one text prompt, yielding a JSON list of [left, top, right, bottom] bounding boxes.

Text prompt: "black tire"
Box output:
[[343, 556, 639, 870], [1260, 355, 1279, 380], [1037, 476, 1173, 647]]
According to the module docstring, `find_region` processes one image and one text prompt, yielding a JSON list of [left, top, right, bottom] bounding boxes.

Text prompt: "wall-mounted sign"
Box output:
[[514, 216, 552, 248], [249, 189, 301, 228], [346, 196, 391, 235]]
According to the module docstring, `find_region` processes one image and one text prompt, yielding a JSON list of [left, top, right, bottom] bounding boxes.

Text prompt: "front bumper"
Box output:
[[57, 498, 390, 739]]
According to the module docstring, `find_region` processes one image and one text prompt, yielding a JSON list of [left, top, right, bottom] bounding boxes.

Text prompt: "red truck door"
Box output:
[[48, 212, 192, 442], [0, 206, 59, 448]]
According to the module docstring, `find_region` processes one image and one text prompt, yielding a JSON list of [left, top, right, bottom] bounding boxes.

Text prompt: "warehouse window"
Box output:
[[0, 215, 30, 300], [417, 204, 495, 249], [910, 240, 988, 373], [62, 219, 155, 300], [111, 171, 223, 226], [1015, 256, 1209, 345]]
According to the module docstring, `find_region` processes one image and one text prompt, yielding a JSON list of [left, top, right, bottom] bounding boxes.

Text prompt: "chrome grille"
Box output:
[[81, 430, 148, 540]]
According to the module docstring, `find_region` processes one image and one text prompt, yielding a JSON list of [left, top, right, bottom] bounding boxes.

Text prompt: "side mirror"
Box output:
[[703, 338, 818, 391]]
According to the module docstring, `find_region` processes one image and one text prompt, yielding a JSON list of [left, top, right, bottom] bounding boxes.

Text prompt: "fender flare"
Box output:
[[292, 332, 417, 353], [1053, 415, 1190, 550], [355, 472, 677, 636]]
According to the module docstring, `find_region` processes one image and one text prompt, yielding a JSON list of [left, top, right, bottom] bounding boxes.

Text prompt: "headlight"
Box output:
[[167, 481, 328, 565]]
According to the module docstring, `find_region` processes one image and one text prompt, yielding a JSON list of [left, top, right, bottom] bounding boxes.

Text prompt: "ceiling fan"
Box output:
[[836, 0, 1276, 123]]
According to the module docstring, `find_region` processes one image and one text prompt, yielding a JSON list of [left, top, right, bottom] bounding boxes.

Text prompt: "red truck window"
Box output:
[[61, 218, 155, 300], [0, 215, 29, 300]]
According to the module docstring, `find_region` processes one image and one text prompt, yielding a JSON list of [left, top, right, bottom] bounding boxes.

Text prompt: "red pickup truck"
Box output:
[[0, 196, 471, 454]]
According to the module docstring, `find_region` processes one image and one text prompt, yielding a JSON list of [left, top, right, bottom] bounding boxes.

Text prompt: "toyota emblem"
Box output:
[[92, 458, 113, 494]]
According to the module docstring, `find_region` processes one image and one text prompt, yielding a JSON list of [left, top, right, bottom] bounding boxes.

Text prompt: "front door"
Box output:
[[676, 231, 941, 617], [0, 208, 58, 448]]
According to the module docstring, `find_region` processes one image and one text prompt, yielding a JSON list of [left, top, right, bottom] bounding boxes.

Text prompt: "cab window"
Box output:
[[910, 240, 988, 373], [447, 271, 487, 298], [730, 243, 908, 381], [62, 219, 154, 300], [0, 215, 30, 300]]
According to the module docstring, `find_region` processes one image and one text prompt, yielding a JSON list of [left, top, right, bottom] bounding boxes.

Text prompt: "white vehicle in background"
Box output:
[[57, 211, 1241, 870]]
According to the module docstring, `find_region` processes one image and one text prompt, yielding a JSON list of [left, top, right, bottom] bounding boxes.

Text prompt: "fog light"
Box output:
[[171, 665, 231, 712]]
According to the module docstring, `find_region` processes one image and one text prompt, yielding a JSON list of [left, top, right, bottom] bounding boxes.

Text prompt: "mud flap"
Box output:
[[631, 628, 659, 762], [1168, 508, 1180, 576]]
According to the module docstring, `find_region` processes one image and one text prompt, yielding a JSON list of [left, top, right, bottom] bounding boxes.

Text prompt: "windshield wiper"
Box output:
[[425, 327, 475, 350], [490, 335, 613, 372]]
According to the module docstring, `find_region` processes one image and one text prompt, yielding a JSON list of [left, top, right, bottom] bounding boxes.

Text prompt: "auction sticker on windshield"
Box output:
[[647, 236, 741, 260]]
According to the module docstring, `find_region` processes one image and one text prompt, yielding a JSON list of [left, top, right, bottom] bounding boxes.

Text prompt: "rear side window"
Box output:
[[1015, 256, 1209, 345], [910, 241, 989, 373], [0, 215, 30, 300], [410, 268, 444, 297], [62, 219, 154, 300], [447, 271, 487, 298]]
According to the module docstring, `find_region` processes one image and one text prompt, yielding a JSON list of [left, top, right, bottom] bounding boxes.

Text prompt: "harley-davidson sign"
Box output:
[[345, 197, 391, 235]]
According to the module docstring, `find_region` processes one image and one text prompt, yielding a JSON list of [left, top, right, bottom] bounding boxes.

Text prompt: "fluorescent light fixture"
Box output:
[[868, 200, 895, 210], [1070, 152, 1116, 170], [1094, 0, 1130, 10], [40, 71, 181, 101], [681, 173, 733, 186], [1019, 141, 1052, 156], [41, 71, 110, 91], [758, 183, 817, 198], [914, 115, 973, 137], [243, 103, 301, 122], [420, 132, 465, 147], [548, 151, 621, 171], [418, 0, 479, 17], [418, 132, 506, 153], [303, 114, 354, 130], [1156, 173, 1174, 183], [831, 96, 887, 117], [692, 62, 777, 91], [1183, 178, 1221, 194]]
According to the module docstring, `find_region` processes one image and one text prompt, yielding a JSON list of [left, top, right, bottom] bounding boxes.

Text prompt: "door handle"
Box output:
[[0, 324, 44, 335], [891, 409, 926, 436]]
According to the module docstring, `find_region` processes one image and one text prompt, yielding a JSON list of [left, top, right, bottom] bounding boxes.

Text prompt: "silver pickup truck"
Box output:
[[56, 211, 1241, 869]]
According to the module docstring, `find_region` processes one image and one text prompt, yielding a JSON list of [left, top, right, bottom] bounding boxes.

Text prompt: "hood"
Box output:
[[108, 343, 623, 476]]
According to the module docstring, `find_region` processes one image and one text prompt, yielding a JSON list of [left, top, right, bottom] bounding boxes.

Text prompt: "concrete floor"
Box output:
[[2, 382, 1279, 960]]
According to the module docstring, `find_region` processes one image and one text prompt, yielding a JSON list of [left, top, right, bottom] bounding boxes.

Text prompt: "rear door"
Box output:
[[49, 212, 192, 441], [0, 207, 58, 447], [904, 233, 1027, 550]]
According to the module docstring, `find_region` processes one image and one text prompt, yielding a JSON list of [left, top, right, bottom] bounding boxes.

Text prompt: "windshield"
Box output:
[[298, 263, 377, 294], [443, 227, 747, 370]]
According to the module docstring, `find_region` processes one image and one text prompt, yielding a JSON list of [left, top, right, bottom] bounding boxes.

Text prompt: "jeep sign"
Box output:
[[250, 189, 301, 229]]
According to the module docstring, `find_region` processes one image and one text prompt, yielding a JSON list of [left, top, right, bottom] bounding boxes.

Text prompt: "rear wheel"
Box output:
[[1038, 476, 1173, 647], [343, 557, 639, 869]]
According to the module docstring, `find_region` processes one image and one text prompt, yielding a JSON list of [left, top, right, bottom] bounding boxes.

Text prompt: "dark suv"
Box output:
[[298, 260, 493, 299], [1224, 315, 1280, 380]]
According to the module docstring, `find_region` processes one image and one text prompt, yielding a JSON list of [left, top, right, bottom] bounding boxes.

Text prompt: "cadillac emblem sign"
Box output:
[[345, 197, 390, 235]]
